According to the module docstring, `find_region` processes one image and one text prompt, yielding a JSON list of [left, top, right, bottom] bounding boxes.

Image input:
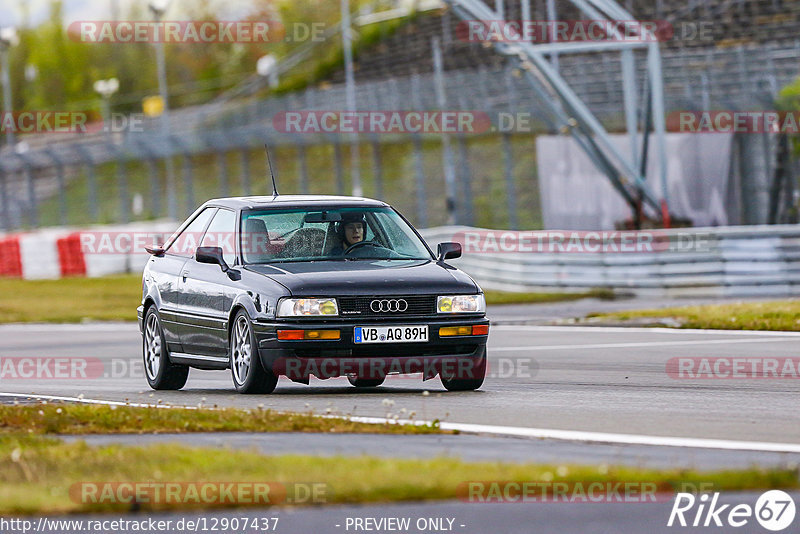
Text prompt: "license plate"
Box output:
[[354, 325, 428, 344]]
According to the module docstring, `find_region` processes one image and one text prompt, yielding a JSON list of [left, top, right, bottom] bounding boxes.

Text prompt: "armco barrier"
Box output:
[[1, 222, 799, 298], [419, 226, 800, 298]]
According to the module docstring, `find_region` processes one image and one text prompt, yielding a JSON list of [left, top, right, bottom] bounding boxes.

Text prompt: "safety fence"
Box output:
[[1, 39, 798, 232]]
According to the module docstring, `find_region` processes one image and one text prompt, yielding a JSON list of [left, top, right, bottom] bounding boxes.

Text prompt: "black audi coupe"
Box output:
[[138, 195, 489, 394]]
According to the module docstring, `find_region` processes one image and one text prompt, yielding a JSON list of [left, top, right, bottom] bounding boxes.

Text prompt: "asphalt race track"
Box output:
[[1, 315, 799, 445], [3, 303, 800, 533]]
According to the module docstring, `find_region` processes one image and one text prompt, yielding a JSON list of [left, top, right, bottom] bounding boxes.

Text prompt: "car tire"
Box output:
[[230, 310, 278, 394], [347, 375, 385, 388], [440, 353, 486, 392], [143, 307, 189, 390]]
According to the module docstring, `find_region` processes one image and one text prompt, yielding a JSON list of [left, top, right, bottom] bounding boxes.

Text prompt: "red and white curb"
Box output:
[[0, 221, 176, 279]]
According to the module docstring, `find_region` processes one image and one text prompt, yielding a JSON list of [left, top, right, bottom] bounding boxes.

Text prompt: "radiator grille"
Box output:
[[338, 295, 437, 317]]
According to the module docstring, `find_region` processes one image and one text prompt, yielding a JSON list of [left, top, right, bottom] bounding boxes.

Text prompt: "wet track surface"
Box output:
[[3, 302, 800, 533], [1, 316, 799, 444], [61, 432, 800, 471]]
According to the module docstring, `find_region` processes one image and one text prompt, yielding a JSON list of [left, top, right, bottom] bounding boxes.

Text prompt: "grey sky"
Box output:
[[0, 0, 261, 29]]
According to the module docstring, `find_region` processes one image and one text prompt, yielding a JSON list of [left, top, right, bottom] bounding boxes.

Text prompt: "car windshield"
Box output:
[[241, 206, 433, 264]]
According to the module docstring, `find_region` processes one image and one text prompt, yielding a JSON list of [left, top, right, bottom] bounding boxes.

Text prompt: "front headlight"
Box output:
[[437, 294, 485, 314], [277, 298, 339, 317]]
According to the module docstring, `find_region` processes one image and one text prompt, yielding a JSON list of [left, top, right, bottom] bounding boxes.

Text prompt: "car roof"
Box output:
[[203, 195, 389, 211]]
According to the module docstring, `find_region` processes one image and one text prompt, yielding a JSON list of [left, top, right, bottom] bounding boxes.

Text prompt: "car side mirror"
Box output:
[[196, 246, 229, 271], [144, 244, 165, 257], [437, 242, 462, 261]]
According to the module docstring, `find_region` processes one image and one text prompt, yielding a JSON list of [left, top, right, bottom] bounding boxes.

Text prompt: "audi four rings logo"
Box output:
[[370, 299, 409, 313]]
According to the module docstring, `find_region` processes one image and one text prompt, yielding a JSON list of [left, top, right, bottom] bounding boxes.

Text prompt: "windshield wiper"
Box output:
[[349, 257, 428, 261], [251, 256, 428, 264], [251, 259, 321, 264]]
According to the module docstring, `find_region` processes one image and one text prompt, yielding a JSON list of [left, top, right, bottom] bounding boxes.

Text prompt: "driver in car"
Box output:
[[331, 212, 366, 255]]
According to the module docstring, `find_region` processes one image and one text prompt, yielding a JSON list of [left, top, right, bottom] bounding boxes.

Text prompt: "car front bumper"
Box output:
[[253, 316, 489, 381]]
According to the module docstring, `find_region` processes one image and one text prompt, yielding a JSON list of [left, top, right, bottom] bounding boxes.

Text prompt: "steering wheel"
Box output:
[[344, 241, 384, 255]]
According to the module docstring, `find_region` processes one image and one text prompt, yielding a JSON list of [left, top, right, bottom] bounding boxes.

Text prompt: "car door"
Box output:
[[178, 207, 239, 357], [153, 207, 216, 352]]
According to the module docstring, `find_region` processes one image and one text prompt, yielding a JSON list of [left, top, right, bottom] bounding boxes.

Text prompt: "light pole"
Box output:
[[256, 54, 279, 88], [341, 0, 362, 197], [0, 27, 19, 149], [149, 0, 177, 220], [93, 77, 119, 135]]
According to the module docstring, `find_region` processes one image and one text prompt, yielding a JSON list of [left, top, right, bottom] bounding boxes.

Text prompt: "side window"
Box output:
[[166, 208, 216, 258], [200, 209, 237, 265]]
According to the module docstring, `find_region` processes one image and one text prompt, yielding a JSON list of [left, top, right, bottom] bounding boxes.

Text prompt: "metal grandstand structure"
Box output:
[[445, 0, 670, 224]]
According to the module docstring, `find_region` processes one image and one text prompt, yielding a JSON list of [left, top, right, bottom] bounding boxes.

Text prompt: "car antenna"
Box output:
[[265, 144, 279, 197]]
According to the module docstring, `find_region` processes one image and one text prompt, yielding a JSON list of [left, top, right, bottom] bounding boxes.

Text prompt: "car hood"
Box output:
[[245, 260, 478, 296]]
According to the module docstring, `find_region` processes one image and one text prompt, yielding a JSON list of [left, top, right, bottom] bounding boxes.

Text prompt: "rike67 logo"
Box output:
[[668, 490, 796, 531]]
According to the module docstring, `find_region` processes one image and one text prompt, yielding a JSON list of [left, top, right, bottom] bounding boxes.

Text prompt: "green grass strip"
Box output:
[[592, 300, 800, 331], [0, 434, 796, 515], [0, 404, 443, 436]]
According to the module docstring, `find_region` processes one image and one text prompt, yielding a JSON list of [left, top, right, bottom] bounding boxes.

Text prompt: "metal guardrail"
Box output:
[[420, 225, 800, 297], [3, 220, 799, 296]]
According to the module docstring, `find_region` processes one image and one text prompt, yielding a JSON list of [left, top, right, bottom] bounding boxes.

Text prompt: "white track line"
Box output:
[[3, 392, 800, 454], [0, 323, 134, 333], [492, 337, 792, 352], [0, 392, 186, 409], [491, 325, 800, 337], [426, 422, 800, 454]]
